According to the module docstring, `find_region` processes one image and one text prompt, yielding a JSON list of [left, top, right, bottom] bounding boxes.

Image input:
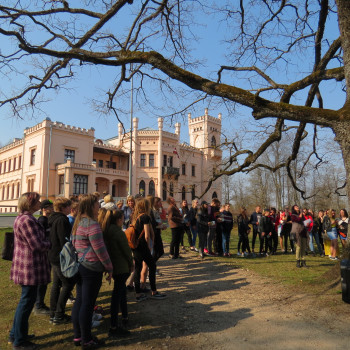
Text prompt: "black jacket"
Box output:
[[48, 211, 71, 266], [259, 215, 274, 235]]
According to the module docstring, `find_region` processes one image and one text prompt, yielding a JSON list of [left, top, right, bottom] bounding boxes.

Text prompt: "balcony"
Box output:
[[96, 167, 128, 178], [162, 166, 180, 179]]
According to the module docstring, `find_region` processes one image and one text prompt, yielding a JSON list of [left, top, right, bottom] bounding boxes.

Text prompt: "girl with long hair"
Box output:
[[131, 198, 166, 301], [338, 209, 349, 248], [71, 194, 113, 349], [237, 207, 251, 257], [100, 210, 133, 337]]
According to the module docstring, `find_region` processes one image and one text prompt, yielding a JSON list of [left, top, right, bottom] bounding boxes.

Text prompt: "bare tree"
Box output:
[[0, 1, 349, 201]]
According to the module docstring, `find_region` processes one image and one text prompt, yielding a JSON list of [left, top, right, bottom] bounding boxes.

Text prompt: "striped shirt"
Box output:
[[73, 217, 113, 273]]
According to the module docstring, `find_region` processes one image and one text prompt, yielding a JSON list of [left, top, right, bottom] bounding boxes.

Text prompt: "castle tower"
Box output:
[[188, 108, 222, 152]]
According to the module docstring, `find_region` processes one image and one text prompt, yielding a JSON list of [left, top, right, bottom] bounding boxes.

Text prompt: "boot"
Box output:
[[296, 260, 301, 268], [301, 260, 307, 267]]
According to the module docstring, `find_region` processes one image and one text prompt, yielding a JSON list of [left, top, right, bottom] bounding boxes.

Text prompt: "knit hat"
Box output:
[[41, 199, 53, 209]]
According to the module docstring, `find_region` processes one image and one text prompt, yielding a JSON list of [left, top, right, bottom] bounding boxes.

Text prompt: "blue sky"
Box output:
[[0, 2, 344, 149]]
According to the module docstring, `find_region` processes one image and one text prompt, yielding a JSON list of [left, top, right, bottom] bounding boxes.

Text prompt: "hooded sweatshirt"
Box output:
[[48, 211, 72, 266]]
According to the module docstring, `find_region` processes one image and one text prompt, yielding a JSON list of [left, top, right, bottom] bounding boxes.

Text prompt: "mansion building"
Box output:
[[0, 108, 222, 212]]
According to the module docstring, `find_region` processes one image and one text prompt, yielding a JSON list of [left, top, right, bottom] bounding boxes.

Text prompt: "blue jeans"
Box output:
[[10, 285, 38, 346], [190, 225, 198, 247], [72, 265, 102, 343], [222, 231, 231, 254], [111, 273, 130, 328], [309, 231, 323, 254]]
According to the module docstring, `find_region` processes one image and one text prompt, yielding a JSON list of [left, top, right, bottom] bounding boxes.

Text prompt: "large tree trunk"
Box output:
[[336, 0, 350, 203]]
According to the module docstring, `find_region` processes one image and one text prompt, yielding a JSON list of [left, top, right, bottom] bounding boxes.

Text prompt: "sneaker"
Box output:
[[237, 252, 242, 257], [12, 341, 37, 350], [243, 252, 249, 257], [151, 292, 167, 300], [8, 334, 35, 345], [190, 247, 195, 251], [169, 254, 175, 259], [136, 294, 148, 302], [194, 247, 199, 252], [203, 248, 209, 254], [33, 305, 50, 315], [139, 287, 151, 293], [91, 320, 100, 328], [66, 298, 75, 305], [52, 314, 71, 325], [81, 337, 104, 349], [108, 326, 131, 337], [92, 312, 103, 321], [73, 338, 81, 347], [126, 285, 134, 292]]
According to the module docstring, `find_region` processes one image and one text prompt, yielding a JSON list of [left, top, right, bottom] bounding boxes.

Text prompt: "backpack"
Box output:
[[125, 214, 145, 249], [60, 240, 90, 278], [1, 231, 14, 261]]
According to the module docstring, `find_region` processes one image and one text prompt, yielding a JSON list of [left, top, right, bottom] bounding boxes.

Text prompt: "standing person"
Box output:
[[122, 195, 135, 229], [221, 203, 234, 256], [250, 206, 262, 256], [237, 207, 251, 257], [280, 206, 294, 254], [188, 199, 199, 252], [116, 200, 124, 210], [34, 199, 53, 315], [131, 198, 166, 301], [72, 194, 113, 349], [323, 209, 339, 260], [313, 210, 325, 256], [67, 201, 79, 230], [167, 197, 184, 259], [103, 195, 117, 210], [196, 201, 210, 259], [338, 209, 349, 248], [48, 197, 75, 325], [179, 199, 192, 252], [269, 208, 278, 254], [101, 210, 133, 337], [150, 196, 165, 262], [212, 198, 224, 256], [259, 208, 273, 256], [9, 192, 51, 350], [291, 205, 307, 268]]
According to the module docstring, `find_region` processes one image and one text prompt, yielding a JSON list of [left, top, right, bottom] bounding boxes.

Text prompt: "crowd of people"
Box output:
[[8, 190, 349, 349]]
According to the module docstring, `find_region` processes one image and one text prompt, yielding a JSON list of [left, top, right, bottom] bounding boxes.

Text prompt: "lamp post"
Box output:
[[128, 63, 133, 196]]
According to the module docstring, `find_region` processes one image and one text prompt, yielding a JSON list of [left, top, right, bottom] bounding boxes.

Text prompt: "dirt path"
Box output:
[[97, 249, 350, 350]]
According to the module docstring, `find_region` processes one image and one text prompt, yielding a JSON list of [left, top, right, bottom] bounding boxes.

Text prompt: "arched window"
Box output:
[[149, 180, 155, 196], [17, 182, 20, 198], [191, 185, 195, 200], [169, 182, 174, 197], [11, 183, 15, 199], [162, 181, 167, 201], [139, 180, 146, 196], [212, 191, 217, 199], [211, 135, 216, 147], [182, 186, 186, 201]]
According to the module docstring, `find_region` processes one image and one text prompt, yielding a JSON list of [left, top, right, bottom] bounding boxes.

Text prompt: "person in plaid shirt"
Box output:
[[9, 192, 51, 350]]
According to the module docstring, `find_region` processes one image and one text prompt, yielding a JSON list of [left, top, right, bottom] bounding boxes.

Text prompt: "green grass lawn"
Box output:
[[0, 226, 342, 348]]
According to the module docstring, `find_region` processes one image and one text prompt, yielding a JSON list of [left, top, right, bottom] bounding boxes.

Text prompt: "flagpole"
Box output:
[[128, 64, 133, 196]]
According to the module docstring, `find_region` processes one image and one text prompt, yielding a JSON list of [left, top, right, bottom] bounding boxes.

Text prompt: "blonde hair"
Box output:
[[97, 207, 107, 227], [53, 197, 71, 212], [191, 199, 198, 208], [131, 198, 150, 226], [18, 192, 40, 213], [104, 194, 114, 204]]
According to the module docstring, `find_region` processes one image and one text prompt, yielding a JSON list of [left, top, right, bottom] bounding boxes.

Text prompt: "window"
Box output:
[[59, 175, 64, 195], [1, 185, 4, 200], [106, 161, 110, 168], [192, 165, 196, 177], [4, 161, 6, 172], [18, 155, 22, 169], [8, 159, 11, 172], [149, 154, 154, 167], [139, 180, 146, 196], [73, 174, 88, 195], [27, 178, 34, 192], [13, 157, 16, 170], [163, 155, 167, 167], [30, 149, 36, 165], [0, 162, 2, 174], [98, 160, 103, 168], [191, 185, 196, 200], [181, 163, 186, 175], [112, 162, 116, 169], [211, 136, 217, 147], [64, 149, 75, 162], [212, 191, 218, 199], [182, 186, 186, 200], [169, 182, 174, 197], [140, 154, 146, 167], [149, 180, 155, 196], [11, 183, 15, 199], [7, 184, 10, 199], [162, 181, 167, 201], [17, 182, 20, 198], [169, 156, 173, 167]]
